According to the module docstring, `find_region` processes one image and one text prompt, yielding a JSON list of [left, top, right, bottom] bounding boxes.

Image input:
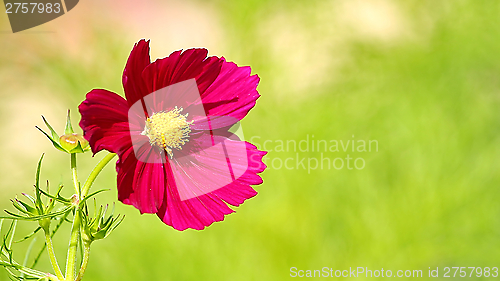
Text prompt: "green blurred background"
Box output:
[[1, 0, 500, 280]]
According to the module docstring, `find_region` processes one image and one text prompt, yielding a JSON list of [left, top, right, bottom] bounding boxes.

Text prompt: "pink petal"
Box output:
[[78, 89, 132, 155], [141, 48, 222, 113], [117, 144, 165, 214], [157, 160, 235, 231], [193, 58, 260, 130], [130, 78, 207, 128], [122, 39, 152, 107], [210, 142, 266, 205], [156, 134, 267, 231]]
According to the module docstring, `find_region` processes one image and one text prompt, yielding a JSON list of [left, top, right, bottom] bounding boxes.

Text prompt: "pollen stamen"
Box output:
[[141, 107, 193, 158]]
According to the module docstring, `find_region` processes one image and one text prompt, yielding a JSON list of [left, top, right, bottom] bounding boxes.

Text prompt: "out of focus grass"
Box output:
[[1, 0, 500, 280]]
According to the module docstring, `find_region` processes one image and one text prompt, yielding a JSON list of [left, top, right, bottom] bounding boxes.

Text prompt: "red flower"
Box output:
[[79, 40, 267, 231]]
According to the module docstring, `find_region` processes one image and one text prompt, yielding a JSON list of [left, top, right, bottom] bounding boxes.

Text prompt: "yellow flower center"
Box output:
[[142, 107, 192, 158]]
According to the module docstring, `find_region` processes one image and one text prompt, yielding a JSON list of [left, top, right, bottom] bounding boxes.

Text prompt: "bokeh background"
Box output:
[[1, 0, 500, 280]]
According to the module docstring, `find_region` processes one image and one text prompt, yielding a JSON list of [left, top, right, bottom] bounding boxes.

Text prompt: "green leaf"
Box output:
[[34, 155, 44, 213], [13, 199, 37, 214], [14, 227, 41, 243], [7, 220, 17, 249], [37, 187, 71, 205], [21, 194, 36, 205], [2, 206, 73, 221], [20, 236, 37, 280], [40, 116, 59, 141], [1, 220, 17, 264], [79, 189, 110, 206], [6, 270, 18, 281], [104, 215, 125, 239], [64, 110, 74, 135], [10, 200, 31, 215], [35, 127, 66, 152]]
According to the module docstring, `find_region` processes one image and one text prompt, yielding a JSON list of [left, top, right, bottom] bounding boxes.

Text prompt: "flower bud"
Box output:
[[59, 133, 89, 152], [37, 111, 90, 154]]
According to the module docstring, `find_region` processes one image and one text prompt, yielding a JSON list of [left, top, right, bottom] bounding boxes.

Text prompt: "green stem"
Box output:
[[75, 243, 90, 281], [71, 153, 79, 196], [66, 153, 81, 281], [32, 212, 70, 268], [44, 230, 64, 280], [81, 153, 116, 197], [64, 152, 115, 281], [65, 211, 81, 281]]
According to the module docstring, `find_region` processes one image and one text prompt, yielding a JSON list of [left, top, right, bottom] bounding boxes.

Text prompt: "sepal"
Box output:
[[81, 201, 124, 244], [36, 110, 89, 154]]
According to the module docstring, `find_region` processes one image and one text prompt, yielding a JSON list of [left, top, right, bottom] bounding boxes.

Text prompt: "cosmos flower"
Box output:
[[79, 39, 267, 231]]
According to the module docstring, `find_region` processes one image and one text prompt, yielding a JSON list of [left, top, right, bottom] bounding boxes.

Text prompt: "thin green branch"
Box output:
[[71, 154, 79, 197], [19, 236, 36, 279], [66, 153, 81, 281], [75, 243, 90, 281], [32, 212, 70, 268], [64, 211, 81, 281], [81, 153, 116, 198], [0, 255, 48, 279], [44, 230, 64, 280]]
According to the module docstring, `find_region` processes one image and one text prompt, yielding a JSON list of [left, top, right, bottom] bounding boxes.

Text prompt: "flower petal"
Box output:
[[78, 89, 132, 155], [157, 160, 235, 231], [156, 134, 267, 231], [192, 58, 260, 130], [123, 39, 152, 107], [117, 144, 165, 214], [210, 142, 266, 206], [141, 48, 222, 112]]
